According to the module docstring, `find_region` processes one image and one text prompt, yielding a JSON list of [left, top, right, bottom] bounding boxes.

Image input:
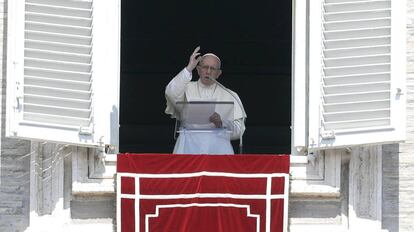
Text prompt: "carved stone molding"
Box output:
[[290, 150, 343, 198], [88, 147, 117, 179], [72, 147, 115, 196]]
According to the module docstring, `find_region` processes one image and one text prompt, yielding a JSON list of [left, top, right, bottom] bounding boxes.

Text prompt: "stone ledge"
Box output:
[[290, 180, 340, 198], [289, 224, 347, 232], [72, 181, 115, 198], [290, 155, 308, 164], [26, 214, 113, 232], [71, 199, 115, 219]]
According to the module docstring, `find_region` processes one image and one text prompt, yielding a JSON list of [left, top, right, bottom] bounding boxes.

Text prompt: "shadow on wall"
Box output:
[[382, 143, 399, 232]]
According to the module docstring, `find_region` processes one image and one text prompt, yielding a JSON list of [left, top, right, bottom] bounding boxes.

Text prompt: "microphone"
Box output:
[[207, 77, 246, 154]]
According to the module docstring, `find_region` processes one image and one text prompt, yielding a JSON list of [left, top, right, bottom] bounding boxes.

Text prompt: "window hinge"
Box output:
[[14, 96, 23, 109], [321, 130, 335, 139], [79, 126, 94, 135], [14, 81, 23, 109]]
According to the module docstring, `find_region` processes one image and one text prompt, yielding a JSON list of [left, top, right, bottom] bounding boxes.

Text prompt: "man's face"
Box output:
[[196, 56, 222, 86]]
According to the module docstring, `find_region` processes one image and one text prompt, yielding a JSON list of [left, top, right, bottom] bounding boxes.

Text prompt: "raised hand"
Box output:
[[186, 46, 202, 72]]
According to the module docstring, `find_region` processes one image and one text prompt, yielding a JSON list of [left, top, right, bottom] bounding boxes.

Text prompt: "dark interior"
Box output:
[[120, 0, 292, 154]]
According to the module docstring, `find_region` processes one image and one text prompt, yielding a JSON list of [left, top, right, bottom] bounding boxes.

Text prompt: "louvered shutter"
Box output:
[[6, 0, 120, 147], [308, 0, 406, 150]]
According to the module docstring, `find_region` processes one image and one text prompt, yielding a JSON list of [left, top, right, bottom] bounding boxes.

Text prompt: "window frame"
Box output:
[[292, 0, 406, 153], [5, 0, 121, 149]]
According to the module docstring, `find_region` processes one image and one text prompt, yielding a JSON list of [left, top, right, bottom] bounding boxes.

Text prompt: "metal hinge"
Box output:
[[321, 130, 335, 139], [14, 81, 23, 109], [79, 126, 94, 135], [14, 96, 23, 109]]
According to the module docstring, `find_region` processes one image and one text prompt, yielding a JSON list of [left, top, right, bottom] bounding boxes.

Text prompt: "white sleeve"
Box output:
[[165, 68, 192, 103], [165, 68, 192, 117], [229, 118, 246, 140]]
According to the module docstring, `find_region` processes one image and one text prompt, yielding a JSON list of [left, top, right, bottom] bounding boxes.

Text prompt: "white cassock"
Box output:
[[165, 68, 247, 154]]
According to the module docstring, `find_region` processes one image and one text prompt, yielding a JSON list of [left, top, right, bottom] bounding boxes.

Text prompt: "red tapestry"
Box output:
[[117, 154, 290, 232]]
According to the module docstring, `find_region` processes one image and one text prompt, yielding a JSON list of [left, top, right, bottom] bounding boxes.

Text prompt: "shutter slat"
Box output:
[[324, 63, 390, 76], [26, 21, 91, 36], [325, 9, 390, 21], [326, 0, 386, 3], [324, 99, 390, 112], [24, 103, 91, 118], [324, 72, 390, 85], [324, 45, 390, 58], [324, 91, 389, 104], [24, 94, 91, 109], [25, 48, 91, 63], [324, 118, 390, 130], [26, 3, 92, 18], [323, 108, 390, 121], [24, 85, 91, 100], [25, 39, 91, 54], [26, 31, 91, 45], [324, 27, 390, 40], [25, 67, 91, 82], [323, 81, 390, 94], [23, 112, 90, 127], [26, 0, 92, 9], [25, 12, 92, 27], [25, 58, 91, 72], [25, 76, 91, 91], [324, 1, 390, 13], [324, 18, 390, 31], [324, 36, 390, 49], [324, 54, 390, 67]]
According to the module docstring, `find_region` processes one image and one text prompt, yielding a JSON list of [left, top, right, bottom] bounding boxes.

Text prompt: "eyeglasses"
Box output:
[[198, 65, 220, 72]]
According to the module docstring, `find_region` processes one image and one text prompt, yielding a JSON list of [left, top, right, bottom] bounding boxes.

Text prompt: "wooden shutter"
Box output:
[[6, 0, 120, 147], [308, 0, 406, 150]]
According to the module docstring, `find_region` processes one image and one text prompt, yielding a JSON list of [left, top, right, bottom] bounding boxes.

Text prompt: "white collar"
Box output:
[[197, 79, 217, 90]]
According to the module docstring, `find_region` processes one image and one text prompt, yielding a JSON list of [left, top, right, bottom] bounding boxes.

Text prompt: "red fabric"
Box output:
[[271, 177, 286, 195], [121, 198, 135, 232], [121, 177, 135, 194], [117, 154, 290, 174], [117, 154, 289, 232], [149, 205, 258, 232], [139, 176, 267, 195]]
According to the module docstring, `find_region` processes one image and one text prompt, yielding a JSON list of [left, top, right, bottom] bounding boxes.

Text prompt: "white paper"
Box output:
[[181, 100, 216, 125]]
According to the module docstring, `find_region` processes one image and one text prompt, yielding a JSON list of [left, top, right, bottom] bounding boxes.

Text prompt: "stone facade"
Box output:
[[0, 0, 413, 232]]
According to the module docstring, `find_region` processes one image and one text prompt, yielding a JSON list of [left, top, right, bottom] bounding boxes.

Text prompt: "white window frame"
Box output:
[[291, 0, 308, 156], [6, 0, 121, 149], [291, 0, 349, 198], [292, 0, 406, 153]]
